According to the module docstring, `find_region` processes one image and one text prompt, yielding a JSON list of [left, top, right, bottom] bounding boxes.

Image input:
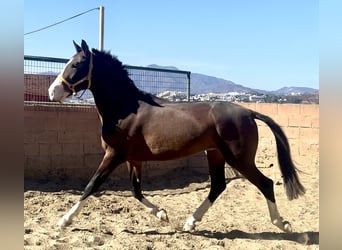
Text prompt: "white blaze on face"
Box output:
[[48, 77, 69, 102], [48, 58, 73, 102]]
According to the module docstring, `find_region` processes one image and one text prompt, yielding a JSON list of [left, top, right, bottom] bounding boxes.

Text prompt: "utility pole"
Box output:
[[99, 6, 104, 51]]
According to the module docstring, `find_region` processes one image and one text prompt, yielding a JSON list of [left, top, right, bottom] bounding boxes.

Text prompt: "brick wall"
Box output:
[[25, 74, 55, 101], [240, 103, 319, 170], [24, 102, 319, 182]]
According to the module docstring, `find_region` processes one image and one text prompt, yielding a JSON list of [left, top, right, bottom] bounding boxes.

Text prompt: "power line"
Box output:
[[24, 7, 99, 36]]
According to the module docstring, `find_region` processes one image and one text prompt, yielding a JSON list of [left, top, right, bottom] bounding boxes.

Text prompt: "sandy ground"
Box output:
[[24, 164, 319, 250]]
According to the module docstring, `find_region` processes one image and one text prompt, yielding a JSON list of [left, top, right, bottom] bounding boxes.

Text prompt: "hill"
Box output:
[[147, 64, 318, 95]]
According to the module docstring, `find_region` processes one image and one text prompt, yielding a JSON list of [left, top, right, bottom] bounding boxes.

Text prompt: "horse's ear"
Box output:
[[81, 40, 90, 54], [73, 40, 82, 53]]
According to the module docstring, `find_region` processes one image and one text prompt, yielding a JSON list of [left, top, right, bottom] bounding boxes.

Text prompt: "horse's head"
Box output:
[[48, 40, 93, 102]]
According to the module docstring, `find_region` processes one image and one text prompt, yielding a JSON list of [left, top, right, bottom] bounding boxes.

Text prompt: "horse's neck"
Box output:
[[91, 83, 140, 125]]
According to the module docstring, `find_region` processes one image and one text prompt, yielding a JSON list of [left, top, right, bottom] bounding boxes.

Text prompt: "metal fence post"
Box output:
[[187, 72, 191, 102]]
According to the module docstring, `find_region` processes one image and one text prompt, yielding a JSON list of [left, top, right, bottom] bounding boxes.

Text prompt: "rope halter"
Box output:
[[58, 52, 93, 96]]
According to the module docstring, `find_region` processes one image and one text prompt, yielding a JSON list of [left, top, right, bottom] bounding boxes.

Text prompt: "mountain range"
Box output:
[[147, 64, 318, 95]]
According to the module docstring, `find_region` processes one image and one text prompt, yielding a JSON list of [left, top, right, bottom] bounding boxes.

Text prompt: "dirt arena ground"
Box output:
[[24, 164, 319, 250]]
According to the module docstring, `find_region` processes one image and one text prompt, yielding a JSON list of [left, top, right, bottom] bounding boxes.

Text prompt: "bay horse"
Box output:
[[48, 40, 305, 232]]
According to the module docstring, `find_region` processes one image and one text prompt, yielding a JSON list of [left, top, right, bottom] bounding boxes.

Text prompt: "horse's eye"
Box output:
[[72, 63, 80, 68]]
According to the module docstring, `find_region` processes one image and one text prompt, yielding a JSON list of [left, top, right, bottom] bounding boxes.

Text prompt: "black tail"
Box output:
[[253, 111, 306, 200]]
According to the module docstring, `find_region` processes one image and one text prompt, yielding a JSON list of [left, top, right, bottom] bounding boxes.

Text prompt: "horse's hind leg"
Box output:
[[127, 161, 168, 222], [183, 149, 226, 231], [236, 162, 292, 232]]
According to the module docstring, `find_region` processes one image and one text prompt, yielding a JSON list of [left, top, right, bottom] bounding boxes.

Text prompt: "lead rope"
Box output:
[[73, 88, 88, 99]]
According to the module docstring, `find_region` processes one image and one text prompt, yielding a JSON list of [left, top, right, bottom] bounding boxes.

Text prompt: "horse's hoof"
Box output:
[[283, 221, 292, 233], [273, 218, 292, 233], [156, 209, 169, 222], [57, 216, 72, 228], [183, 216, 196, 231]]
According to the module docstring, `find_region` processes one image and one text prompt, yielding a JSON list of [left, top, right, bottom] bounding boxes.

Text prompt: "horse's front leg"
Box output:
[[127, 161, 168, 222], [58, 149, 124, 228]]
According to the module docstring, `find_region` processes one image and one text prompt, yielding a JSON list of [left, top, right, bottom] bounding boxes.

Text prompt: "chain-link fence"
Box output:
[[24, 55, 191, 104]]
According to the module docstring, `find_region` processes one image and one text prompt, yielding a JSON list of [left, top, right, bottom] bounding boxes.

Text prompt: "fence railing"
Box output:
[[24, 55, 191, 103]]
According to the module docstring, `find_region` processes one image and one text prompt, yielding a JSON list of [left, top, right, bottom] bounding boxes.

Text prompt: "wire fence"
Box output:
[[24, 55, 191, 104]]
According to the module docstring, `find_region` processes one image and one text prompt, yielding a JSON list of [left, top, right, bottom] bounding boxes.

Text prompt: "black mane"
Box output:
[[91, 48, 163, 106], [92, 49, 134, 86]]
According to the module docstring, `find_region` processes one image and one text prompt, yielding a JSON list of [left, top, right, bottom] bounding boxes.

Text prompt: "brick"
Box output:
[[51, 155, 84, 169], [83, 131, 101, 143], [259, 137, 275, 146], [44, 117, 62, 131], [35, 110, 59, 118], [288, 138, 300, 157], [239, 102, 256, 111], [283, 127, 300, 139], [299, 128, 319, 144], [288, 114, 312, 128], [278, 104, 300, 115], [24, 133, 35, 143], [84, 143, 103, 154], [24, 161, 50, 179], [256, 144, 276, 158], [255, 103, 278, 116], [300, 104, 319, 116], [62, 117, 100, 132], [257, 125, 273, 139], [311, 117, 319, 128], [273, 114, 289, 127], [62, 143, 84, 155], [24, 116, 45, 131], [84, 154, 103, 168], [58, 130, 84, 143], [24, 143, 39, 156], [35, 131, 58, 143], [310, 143, 319, 153], [39, 143, 62, 156], [25, 156, 51, 171], [299, 142, 312, 157]]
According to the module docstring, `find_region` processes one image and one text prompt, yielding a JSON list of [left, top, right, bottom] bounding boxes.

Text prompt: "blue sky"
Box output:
[[24, 0, 318, 91]]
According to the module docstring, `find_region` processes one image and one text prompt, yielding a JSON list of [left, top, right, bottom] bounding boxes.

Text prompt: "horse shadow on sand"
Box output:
[[123, 228, 319, 246], [191, 229, 319, 245]]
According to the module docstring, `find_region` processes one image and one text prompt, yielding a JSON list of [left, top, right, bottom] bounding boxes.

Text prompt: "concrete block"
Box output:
[[299, 127, 319, 144], [24, 133, 35, 143], [84, 154, 103, 169], [257, 125, 273, 139], [278, 104, 300, 115], [83, 131, 101, 143], [35, 131, 58, 143], [239, 102, 256, 111], [39, 143, 62, 156], [62, 143, 84, 155], [58, 130, 84, 143], [51, 155, 84, 169], [273, 114, 289, 127], [311, 117, 319, 128], [283, 127, 300, 139], [300, 104, 319, 116], [288, 114, 312, 128], [25, 156, 51, 171], [288, 138, 300, 157], [84, 143, 103, 154], [255, 103, 278, 116], [24, 143, 39, 156]]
